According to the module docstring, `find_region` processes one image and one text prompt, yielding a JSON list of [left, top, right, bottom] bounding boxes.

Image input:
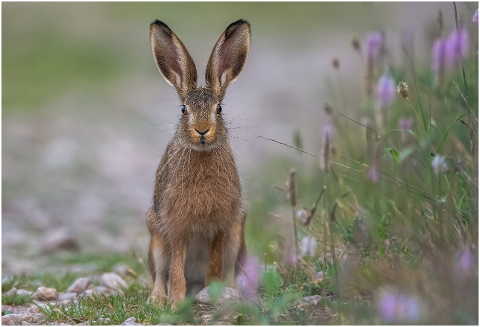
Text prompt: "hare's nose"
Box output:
[[195, 128, 210, 136]]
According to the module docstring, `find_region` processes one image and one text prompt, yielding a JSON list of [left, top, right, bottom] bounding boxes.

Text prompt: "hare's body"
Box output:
[[146, 139, 246, 296], [146, 20, 251, 305]]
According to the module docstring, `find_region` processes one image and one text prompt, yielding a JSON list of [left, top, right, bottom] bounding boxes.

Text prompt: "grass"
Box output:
[[37, 283, 174, 325], [2, 294, 34, 306]]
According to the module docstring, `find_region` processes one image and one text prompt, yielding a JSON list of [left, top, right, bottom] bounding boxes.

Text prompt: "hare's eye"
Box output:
[[181, 105, 187, 115], [216, 104, 222, 114]]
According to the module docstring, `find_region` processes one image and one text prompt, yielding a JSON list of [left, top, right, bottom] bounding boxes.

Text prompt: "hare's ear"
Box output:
[[150, 20, 197, 100], [205, 20, 251, 100]]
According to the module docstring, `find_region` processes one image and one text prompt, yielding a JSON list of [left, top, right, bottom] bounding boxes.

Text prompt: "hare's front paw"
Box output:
[[168, 291, 185, 309], [148, 292, 167, 305]]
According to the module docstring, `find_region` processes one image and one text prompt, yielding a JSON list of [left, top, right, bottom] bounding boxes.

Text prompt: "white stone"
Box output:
[[122, 317, 141, 325], [16, 289, 34, 296], [58, 292, 78, 301], [299, 295, 322, 306], [4, 287, 17, 296], [35, 286, 59, 301], [27, 306, 41, 314], [195, 286, 240, 304], [100, 272, 127, 290], [66, 277, 91, 294]]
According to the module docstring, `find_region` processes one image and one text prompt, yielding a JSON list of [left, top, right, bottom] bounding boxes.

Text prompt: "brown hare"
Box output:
[[146, 19, 251, 306]]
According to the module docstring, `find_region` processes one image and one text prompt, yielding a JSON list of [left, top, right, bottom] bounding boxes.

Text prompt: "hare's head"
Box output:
[[150, 20, 251, 151]]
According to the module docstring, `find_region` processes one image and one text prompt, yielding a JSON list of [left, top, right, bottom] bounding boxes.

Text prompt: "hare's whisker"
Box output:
[[229, 135, 264, 149], [230, 144, 259, 172], [225, 106, 255, 125]]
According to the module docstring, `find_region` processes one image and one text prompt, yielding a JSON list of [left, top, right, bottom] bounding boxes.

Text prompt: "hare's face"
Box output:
[[179, 88, 227, 150]]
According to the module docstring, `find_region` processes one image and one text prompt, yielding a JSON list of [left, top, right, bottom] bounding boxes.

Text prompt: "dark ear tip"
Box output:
[[236, 19, 250, 27], [150, 19, 172, 35], [224, 19, 251, 37], [230, 19, 250, 29]]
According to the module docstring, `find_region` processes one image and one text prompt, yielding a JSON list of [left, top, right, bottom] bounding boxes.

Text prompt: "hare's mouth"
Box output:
[[189, 136, 218, 151]]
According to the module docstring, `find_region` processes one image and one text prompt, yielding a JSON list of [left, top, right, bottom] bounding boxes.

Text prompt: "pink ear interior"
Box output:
[[152, 28, 182, 83], [150, 20, 198, 99], [216, 36, 236, 83], [205, 20, 250, 97], [165, 41, 182, 80]]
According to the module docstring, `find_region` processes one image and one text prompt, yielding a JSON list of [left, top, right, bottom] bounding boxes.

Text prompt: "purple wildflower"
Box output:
[[473, 9, 478, 26], [432, 38, 446, 74], [399, 118, 413, 132], [378, 289, 422, 323], [363, 31, 384, 96], [379, 292, 397, 323], [320, 122, 335, 141], [283, 242, 298, 269], [376, 75, 396, 109], [368, 163, 380, 183], [456, 249, 475, 273], [238, 256, 260, 300], [300, 236, 317, 257], [364, 32, 384, 62], [399, 118, 413, 143], [445, 28, 470, 68]]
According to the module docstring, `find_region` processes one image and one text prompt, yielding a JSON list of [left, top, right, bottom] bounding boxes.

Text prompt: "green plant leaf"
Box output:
[[435, 112, 468, 153]]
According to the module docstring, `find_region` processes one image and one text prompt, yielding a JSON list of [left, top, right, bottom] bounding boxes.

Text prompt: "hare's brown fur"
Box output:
[[146, 19, 251, 305]]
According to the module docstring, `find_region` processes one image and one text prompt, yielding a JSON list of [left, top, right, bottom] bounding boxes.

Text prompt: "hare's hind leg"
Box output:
[[205, 231, 224, 286], [147, 210, 170, 304]]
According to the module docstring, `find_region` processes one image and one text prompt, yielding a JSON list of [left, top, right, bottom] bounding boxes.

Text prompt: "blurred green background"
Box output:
[[2, 2, 475, 274]]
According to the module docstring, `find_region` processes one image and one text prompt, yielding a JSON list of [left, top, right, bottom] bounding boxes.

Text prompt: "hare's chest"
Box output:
[[163, 150, 241, 228]]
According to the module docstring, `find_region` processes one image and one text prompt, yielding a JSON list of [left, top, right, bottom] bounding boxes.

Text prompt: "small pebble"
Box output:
[[122, 317, 141, 325], [195, 286, 239, 304], [66, 277, 91, 294], [16, 289, 34, 297], [27, 306, 41, 314], [35, 286, 59, 301], [58, 292, 78, 302], [100, 272, 127, 290], [1, 313, 42, 326]]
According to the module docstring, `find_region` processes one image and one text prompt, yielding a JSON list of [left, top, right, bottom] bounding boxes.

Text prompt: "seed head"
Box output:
[[396, 81, 409, 99], [296, 208, 309, 225], [332, 57, 340, 69], [320, 123, 335, 173], [288, 168, 297, 207], [324, 103, 334, 116], [351, 37, 361, 52], [437, 10, 443, 33]]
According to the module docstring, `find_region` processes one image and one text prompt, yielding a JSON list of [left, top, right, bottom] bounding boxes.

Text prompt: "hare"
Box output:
[[146, 19, 251, 306]]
